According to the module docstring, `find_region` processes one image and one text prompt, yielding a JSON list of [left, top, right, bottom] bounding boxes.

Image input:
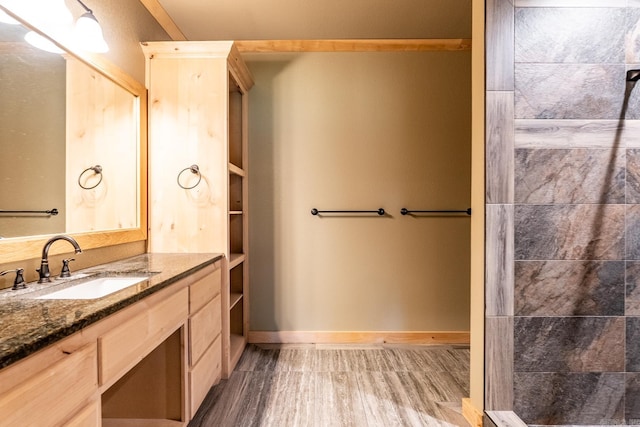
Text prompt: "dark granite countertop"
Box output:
[[0, 252, 222, 370]]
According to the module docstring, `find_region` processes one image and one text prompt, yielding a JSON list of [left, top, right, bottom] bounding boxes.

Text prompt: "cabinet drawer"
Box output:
[[189, 268, 221, 314], [189, 294, 221, 366], [190, 334, 221, 417], [0, 342, 97, 427], [64, 399, 100, 427], [100, 287, 188, 386]]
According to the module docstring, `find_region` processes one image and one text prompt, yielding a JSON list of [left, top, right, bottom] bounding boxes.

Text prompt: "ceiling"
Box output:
[[156, 0, 472, 41]]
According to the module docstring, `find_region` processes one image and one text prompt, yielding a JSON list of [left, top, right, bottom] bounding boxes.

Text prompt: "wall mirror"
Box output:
[[0, 6, 147, 263]]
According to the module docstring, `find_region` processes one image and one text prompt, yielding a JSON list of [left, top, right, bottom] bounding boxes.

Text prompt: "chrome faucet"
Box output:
[[37, 235, 82, 283]]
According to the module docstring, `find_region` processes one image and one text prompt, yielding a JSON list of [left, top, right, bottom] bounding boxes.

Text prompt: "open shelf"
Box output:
[[229, 174, 243, 211], [229, 214, 244, 254], [230, 262, 243, 292], [230, 293, 243, 309], [228, 253, 245, 269], [101, 329, 182, 424], [229, 163, 245, 177], [228, 75, 243, 170]]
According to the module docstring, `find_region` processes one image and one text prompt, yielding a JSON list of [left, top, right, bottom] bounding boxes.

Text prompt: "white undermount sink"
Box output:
[[36, 276, 149, 300]]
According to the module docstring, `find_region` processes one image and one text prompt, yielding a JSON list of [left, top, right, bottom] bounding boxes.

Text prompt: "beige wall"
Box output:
[[247, 52, 471, 332]]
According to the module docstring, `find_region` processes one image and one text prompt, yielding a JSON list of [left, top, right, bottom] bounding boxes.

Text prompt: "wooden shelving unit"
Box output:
[[143, 41, 253, 378], [226, 71, 249, 375]]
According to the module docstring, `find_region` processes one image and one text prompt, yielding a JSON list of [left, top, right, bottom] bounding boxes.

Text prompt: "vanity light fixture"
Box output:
[[21, 0, 72, 54], [12, 0, 108, 54], [74, 0, 108, 53]]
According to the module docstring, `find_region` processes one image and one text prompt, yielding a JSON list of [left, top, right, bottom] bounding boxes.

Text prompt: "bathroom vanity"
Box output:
[[0, 253, 222, 427]]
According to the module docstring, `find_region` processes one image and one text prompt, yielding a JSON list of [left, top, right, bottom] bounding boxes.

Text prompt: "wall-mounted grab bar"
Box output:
[[311, 208, 385, 216], [0, 209, 59, 216], [401, 208, 471, 216]]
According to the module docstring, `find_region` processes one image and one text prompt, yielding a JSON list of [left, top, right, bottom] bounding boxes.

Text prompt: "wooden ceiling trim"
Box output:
[[139, 0, 188, 41], [235, 39, 472, 53]]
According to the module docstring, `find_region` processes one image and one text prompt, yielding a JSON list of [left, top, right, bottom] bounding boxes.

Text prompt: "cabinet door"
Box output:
[[63, 399, 101, 427], [189, 294, 221, 366], [190, 334, 222, 416], [190, 268, 221, 314], [0, 343, 97, 427]]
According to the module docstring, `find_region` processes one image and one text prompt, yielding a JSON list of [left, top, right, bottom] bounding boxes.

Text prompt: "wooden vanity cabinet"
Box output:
[[0, 259, 222, 427], [0, 341, 99, 427]]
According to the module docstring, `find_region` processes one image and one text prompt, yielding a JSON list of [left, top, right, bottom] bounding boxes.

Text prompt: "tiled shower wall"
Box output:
[[485, 1, 640, 425]]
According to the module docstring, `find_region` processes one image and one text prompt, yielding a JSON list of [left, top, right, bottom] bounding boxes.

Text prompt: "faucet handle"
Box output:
[[60, 259, 75, 278], [1, 268, 26, 290]]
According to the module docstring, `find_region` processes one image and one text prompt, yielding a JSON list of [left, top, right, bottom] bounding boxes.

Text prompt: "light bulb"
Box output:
[[24, 31, 64, 54], [74, 12, 108, 53]]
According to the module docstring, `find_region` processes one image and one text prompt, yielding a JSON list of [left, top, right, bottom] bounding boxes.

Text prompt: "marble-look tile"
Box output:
[[486, 92, 515, 204], [392, 371, 467, 407], [514, 316, 625, 372], [485, 411, 528, 427], [315, 372, 368, 427], [628, 150, 640, 203], [515, 120, 640, 149], [485, 316, 513, 411], [515, 261, 625, 316], [315, 349, 395, 372], [273, 348, 317, 372], [189, 371, 272, 426], [627, 9, 640, 63], [627, 205, 640, 259], [357, 372, 406, 426], [434, 401, 470, 427], [514, 204, 625, 260], [257, 372, 316, 427], [515, 8, 625, 63], [234, 344, 280, 372], [515, 64, 626, 120], [514, 149, 625, 204], [486, 204, 514, 316], [377, 372, 446, 426], [514, 372, 625, 425], [385, 348, 461, 373], [627, 317, 640, 371], [626, 373, 640, 421], [190, 345, 471, 427], [486, 0, 514, 90], [628, 262, 640, 315]]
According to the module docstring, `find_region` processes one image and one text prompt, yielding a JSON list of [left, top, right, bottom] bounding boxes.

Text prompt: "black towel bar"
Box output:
[[0, 209, 59, 216], [401, 208, 471, 216], [311, 208, 385, 216]]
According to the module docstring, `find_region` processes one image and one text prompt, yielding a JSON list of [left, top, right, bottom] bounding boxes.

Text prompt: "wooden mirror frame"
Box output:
[[0, 5, 147, 263]]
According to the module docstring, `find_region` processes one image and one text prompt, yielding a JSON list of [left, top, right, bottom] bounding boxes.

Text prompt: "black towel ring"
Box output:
[[78, 165, 103, 190], [177, 164, 202, 189]]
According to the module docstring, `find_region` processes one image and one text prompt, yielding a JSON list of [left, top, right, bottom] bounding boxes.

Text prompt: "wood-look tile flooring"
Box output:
[[189, 343, 470, 427]]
